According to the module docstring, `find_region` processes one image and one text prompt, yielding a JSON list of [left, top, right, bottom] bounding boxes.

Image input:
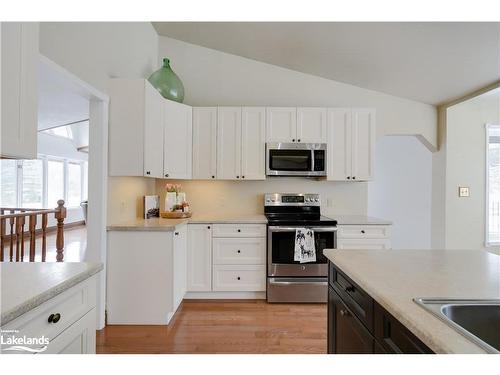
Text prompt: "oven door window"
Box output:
[[269, 150, 312, 171], [271, 230, 332, 264]]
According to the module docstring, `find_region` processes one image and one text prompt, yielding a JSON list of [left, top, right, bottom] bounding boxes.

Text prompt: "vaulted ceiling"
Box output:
[[153, 22, 500, 105]]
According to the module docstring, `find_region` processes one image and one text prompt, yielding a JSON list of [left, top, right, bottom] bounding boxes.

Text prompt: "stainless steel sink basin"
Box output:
[[414, 298, 500, 353]]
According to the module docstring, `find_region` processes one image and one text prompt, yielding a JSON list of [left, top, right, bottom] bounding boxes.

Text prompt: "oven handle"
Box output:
[[268, 226, 337, 232], [268, 277, 328, 286]]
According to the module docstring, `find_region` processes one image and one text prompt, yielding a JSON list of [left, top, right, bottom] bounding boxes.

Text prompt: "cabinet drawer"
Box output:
[[212, 224, 266, 238], [374, 302, 433, 354], [329, 263, 373, 332], [337, 238, 391, 250], [213, 265, 266, 291], [2, 276, 97, 343], [337, 225, 390, 239], [213, 237, 266, 265]]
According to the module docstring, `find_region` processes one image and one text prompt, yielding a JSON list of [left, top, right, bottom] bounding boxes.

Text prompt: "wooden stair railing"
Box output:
[[0, 200, 67, 262]]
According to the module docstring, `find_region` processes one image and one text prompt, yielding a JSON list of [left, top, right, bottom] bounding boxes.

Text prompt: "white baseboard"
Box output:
[[184, 291, 266, 300]]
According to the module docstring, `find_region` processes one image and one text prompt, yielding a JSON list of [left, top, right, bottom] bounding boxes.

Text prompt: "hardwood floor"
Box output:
[[97, 300, 327, 354]]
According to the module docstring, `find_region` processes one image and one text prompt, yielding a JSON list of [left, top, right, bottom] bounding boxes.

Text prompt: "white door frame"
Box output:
[[39, 55, 109, 329]]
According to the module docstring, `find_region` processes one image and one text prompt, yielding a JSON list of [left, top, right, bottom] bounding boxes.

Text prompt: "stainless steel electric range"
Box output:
[[265, 193, 337, 303]]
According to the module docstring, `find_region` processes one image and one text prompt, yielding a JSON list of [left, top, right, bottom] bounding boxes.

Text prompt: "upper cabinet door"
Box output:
[[241, 107, 266, 180], [266, 107, 297, 143], [296, 107, 327, 143], [192, 107, 217, 180], [1, 23, 38, 159], [163, 101, 193, 179], [351, 108, 375, 181], [143, 83, 165, 178], [327, 108, 352, 181], [217, 107, 242, 180]]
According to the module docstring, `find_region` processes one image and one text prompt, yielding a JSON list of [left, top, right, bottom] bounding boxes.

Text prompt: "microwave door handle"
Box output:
[[311, 149, 315, 172]]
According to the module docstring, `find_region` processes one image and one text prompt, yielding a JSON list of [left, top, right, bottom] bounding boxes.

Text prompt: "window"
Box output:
[[42, 126, 73, 139], [486, 124, 500, 245], [47, 159, 65, 208], [0, 156, 87, 209], [67, 162, 82, 207], [21, 159, 43, 208], [0, 160, 19, 207]]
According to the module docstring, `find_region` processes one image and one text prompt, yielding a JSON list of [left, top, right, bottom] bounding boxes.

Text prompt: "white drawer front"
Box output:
[[337, 225, 391, 239], [2, 276, 96, 344], [213, 238, 266, 265], [213, 265, 266, 291], [337, 238, 391, 250], [212, 224, 266, 238]]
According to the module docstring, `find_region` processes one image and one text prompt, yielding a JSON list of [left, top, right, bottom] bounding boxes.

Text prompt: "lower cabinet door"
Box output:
[[328, 287, 374, 354], [44, 308, 96, 354]]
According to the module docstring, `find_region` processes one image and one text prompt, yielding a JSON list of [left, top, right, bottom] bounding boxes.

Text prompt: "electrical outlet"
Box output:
[[458, 187, 470, 197]]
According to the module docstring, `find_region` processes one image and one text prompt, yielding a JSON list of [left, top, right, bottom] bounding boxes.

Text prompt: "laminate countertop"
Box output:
[[323, 249, 500, 354], [107, 214, 268, 231], [1, 262, 103, 325]]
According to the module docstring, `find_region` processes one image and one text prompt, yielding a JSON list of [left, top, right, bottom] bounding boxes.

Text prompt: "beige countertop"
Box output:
[[107, 214, 268, 231], [323, 249, 500, 354], [1, 262, 103, 325], [326, 215, 392, 225]]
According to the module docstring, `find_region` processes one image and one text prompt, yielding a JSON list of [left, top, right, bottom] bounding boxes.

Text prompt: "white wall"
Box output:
[[158, 36, 437, 149], [155, 179, 367, 218], [445, 91, 500, 250], [368, 136, 432, 249], [38, 133, 88, 161]]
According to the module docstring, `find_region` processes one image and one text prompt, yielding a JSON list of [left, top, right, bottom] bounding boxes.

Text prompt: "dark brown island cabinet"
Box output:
[[328, 262, 434, 354]]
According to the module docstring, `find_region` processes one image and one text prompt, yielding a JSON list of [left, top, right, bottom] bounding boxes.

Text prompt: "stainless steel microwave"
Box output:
[[266, 142, 327, 177]]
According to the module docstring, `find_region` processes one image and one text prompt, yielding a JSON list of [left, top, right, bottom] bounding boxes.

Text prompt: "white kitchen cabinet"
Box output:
[[164, 100, 193, 179], [187, 224, 213, 292], [109, 79, 165, 178], [213, 265, 266, 292], [212, 237, 266, 265], [241, 107, 266, 180], [351, 108, 376, 181], [173, 225, 187, 312], [192, 107, 217, 179], [2, 276, 98, 354], [1, 22, 39, 159], [297, 107, 327, 143], [327, 108, 376, 181], [266, 107, 297, 142], [217, 107, 242, 180], [337, 224, 391, 250]]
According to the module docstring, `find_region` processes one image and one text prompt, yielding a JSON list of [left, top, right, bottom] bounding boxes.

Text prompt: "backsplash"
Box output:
[[154, 178, 368, 217]]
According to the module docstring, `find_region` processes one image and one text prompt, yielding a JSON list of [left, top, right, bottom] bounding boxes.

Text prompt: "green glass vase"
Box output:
[[148, 58, 185, 103]]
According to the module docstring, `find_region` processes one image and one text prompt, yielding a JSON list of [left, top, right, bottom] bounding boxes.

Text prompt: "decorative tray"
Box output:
[[160, 211, 192, 219]]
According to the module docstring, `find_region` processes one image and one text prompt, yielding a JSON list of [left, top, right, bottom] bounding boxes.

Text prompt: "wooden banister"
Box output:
[[0, 200, 66, 262]]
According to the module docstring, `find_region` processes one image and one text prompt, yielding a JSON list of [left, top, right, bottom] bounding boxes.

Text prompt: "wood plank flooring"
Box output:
[[97, 300, 327, 354]]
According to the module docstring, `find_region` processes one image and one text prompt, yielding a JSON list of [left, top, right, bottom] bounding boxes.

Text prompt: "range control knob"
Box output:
[[314, 198, 319, 202]]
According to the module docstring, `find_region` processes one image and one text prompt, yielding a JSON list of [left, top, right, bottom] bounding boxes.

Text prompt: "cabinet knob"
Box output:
[[347, 176, 351, 180], [298, 139, 301, 142], [340, 309, 350, 317], [237, 276, 241, 280], [345, 286, 355, 293], [352, 176, 356, 180], [48, 313, 61, 323], [207, 226, 211, 229], [361, 230, 365, 234], [165, 173, 169, 177], [146, 171, 151, 175], [292, 139, 295, 142], [174, 232, 179, 236], [237, 229, 241, 233], [237, 250, 241, 253], [242, 176, 245, 179], [236, 176, 240, 178], [212, 175, 215, 179]]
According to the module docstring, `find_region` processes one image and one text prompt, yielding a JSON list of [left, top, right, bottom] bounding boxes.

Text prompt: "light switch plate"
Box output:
[[459, 187, 470, 197]]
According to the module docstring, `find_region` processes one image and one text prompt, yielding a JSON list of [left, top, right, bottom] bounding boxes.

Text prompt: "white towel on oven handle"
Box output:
[[294, 228, 316, 263]]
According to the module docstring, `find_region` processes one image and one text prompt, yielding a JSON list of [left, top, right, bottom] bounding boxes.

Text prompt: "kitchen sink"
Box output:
[[414, 298, 500, 353]]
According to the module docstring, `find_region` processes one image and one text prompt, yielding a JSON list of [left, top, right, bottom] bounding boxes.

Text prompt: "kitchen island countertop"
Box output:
[[323, 249, 500, 353]]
